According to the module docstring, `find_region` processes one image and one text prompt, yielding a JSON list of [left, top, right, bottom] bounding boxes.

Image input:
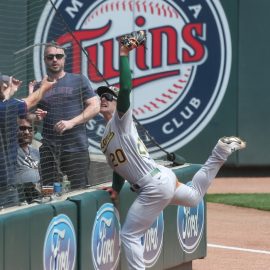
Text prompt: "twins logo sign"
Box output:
[[34, 0, 231, 157], [43, 214, 77, 270]]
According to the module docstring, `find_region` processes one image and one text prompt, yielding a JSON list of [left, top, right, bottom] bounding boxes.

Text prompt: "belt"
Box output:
[[130, 183, 140, 192], [150, 167, 160, 177], [130, 168, 161, 192]]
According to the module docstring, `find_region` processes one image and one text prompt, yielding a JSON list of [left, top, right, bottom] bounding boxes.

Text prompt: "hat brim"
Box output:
[[96, 86, 118, 97]]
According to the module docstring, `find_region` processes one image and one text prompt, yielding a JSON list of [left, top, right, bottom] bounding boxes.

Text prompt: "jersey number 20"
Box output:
[[109, 149, 127, 167]]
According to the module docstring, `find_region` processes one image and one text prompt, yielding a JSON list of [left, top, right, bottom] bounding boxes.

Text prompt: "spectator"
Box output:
[[35, 43, 100, 189], [16, 116, 41, 204], [0, 73, 54, 208]]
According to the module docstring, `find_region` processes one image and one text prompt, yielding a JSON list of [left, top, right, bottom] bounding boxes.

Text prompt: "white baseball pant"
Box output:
[[121, 142, 229, 270]]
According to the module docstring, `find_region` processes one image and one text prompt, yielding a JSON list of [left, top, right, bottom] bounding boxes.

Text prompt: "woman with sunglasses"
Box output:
[[97, 31, 246, 270], [32, 42, 100, 190], [0, 73, 54, 208]]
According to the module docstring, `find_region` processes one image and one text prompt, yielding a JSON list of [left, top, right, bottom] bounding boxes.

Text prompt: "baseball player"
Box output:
[[97, 31, 246, 270]]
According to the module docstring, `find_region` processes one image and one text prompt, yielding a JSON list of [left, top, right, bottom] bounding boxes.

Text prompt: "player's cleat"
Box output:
[[217, 136, 246, 153]]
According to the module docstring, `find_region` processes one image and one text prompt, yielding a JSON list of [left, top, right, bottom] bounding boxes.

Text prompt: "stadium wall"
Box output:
[[0, 164, 205, 270], [177, 0, 270, 166], [0, 0, 268, 167]]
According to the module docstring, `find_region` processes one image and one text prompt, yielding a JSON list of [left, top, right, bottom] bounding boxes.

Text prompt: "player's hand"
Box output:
[[100, 186, 119, 201], [35, 108, 47, 121], [54, 120, 75, 134]]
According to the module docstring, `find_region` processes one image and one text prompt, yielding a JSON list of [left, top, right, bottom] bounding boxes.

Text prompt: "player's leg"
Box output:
[[121, 170, 175, 270], [171, 136, 246, 206], [121, 198, 168, 270]]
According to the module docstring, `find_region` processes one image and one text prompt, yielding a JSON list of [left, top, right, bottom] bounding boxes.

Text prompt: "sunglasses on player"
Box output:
[[100, 93, 117, 101], [45, 54, 65, 60]]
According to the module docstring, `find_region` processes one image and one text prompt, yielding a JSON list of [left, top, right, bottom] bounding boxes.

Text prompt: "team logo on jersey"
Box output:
[[43, 214, 76, 270], [142, 212, 164, 268], [177, 181, 205, 253], [91, 203, 121, 270], [100, 131, 114, 153], [34, 0, 231, 157]]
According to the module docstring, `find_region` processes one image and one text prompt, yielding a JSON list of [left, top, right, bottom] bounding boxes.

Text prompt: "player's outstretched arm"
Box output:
[[116, 47, 132, 114], [117, 30, 147, 115]]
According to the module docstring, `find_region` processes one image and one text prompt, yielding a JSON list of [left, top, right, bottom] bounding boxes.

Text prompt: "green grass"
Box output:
[[206, 193, 270, 211]]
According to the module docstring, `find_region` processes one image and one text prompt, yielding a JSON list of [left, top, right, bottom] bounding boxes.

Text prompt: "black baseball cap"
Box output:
[[96, 86, 119, 97]]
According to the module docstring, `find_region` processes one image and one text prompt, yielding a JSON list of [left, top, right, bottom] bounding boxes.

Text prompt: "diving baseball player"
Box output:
[[97, 31, 246, 270]]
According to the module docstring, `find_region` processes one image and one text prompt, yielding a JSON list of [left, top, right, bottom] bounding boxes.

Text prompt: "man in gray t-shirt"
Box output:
[[35, 43, 100, 189], [16, 117, 41, 203]]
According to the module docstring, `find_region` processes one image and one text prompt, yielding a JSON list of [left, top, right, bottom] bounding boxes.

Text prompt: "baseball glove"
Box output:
[[119, 30, 147, 49]]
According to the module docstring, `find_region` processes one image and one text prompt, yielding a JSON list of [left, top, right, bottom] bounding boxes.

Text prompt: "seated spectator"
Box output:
[[0, 73, 54, 208], [16, 116, 41, 204]]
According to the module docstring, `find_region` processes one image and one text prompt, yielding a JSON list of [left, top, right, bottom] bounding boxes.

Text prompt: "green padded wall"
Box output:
[[0, 162, 206, 270], [69, 192, 98, 270], [69, 190, 112, 270], [0, 217, 3, 270], [50, 200, 79, 270], [238, 0, 270, 165], [3, 209, 30, 270], [29, 204, 55, 270]]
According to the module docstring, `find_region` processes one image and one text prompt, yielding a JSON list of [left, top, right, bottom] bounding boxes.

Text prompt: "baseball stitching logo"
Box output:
[[91, 203, 121, 270], [43, 214, 77, 270], [34, 0, 231, 157], [177, 181, 205, 253]]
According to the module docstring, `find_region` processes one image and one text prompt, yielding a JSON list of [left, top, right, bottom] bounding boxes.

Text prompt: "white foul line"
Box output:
[[208, 243, 270, 255]]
